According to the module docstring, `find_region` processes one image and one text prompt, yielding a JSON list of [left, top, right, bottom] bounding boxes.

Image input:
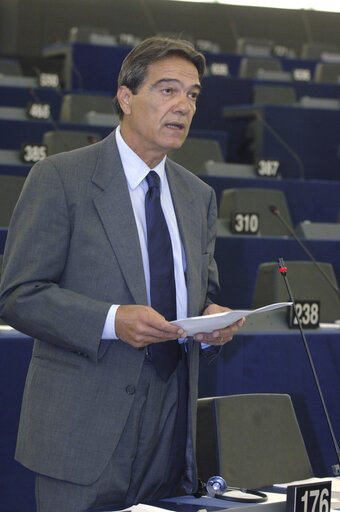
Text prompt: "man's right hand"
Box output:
[[115, 305, 185, 348]]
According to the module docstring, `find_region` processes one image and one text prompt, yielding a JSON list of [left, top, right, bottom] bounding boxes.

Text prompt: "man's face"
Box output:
[[118, 55, 201, 168]]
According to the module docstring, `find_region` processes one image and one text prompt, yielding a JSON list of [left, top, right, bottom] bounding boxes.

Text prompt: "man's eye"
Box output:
[[189, 92, 199, 101], [162, 88, 173, 95]]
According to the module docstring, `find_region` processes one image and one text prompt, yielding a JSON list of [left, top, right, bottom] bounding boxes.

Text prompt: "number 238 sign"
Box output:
[[286, 481, 331, 512]]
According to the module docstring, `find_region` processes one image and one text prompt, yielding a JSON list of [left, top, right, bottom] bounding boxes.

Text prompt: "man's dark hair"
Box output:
[[113, 36, 206, 119]]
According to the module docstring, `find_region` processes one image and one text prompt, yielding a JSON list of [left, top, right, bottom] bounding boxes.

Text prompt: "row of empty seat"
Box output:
[[1, 169, 339, 230], [56, 26, 340, 62], [0, 91, 117, 124], [3, 36, 340, 90], [250, 84, 340, 108], [1, 27, 339, 512], [1, 86, 339, 174], [238, 38, 340, 59], [237, 57, 340, 83], [1, 32, 339, 322]]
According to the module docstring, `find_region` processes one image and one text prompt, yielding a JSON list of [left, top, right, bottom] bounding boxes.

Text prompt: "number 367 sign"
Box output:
[[286, 481, 331, 512]]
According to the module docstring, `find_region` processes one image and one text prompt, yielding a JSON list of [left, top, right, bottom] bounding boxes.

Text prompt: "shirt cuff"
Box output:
[[101, 304, 120, 339]]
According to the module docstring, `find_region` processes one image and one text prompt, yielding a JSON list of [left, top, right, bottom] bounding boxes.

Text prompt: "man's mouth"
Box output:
[[164, 122, 185, 130]]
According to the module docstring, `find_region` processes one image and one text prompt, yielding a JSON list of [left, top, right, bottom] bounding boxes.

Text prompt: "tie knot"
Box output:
[[146, 171, 160, 190]]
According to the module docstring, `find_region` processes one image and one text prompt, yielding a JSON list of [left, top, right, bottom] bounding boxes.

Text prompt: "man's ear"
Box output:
[[116, 86, 133, 115]]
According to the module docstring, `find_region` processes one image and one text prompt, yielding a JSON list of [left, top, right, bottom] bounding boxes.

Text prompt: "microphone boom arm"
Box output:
[[278, 258, 340, 476], [270, 205, 340, 299]]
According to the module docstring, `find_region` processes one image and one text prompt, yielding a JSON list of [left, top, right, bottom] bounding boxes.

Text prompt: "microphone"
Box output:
[[70, 61, 84, 91], [254, 111, 305, 180], [269, 205, 340, 299], [277, 259, 340, 476], [194, 476, 268, 503]]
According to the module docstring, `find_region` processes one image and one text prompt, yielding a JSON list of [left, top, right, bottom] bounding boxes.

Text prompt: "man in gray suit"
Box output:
[[0, 37, 243, 511]]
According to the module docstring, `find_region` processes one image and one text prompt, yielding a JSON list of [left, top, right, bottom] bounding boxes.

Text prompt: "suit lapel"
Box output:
[[91, 132, 147, 306], [90, 135, 204, 314]]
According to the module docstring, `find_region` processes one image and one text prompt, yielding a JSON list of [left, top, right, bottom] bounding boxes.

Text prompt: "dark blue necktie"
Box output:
[[145, 171, 179, 381]]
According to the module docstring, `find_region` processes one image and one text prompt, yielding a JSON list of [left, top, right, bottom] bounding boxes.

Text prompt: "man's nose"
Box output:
[[173, 94, 192, 114]]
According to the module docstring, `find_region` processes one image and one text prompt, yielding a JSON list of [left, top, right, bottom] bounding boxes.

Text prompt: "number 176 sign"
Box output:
[[286, 481, 331, 512]]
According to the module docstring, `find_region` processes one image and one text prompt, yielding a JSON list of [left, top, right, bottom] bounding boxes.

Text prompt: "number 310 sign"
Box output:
[[286, 481, 332, 512]]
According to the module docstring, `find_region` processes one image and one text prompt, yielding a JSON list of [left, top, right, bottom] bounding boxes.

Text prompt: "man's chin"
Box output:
[[166, 135, 188, 150]]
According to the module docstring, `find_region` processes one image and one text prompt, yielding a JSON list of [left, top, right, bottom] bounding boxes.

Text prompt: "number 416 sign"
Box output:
[[286, 481, 332, 512]]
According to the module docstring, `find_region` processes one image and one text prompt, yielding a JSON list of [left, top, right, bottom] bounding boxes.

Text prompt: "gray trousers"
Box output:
[[35, 355, 188, 512]]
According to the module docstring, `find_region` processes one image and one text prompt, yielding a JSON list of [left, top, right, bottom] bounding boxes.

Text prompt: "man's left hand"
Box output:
[[193, 303, 245, 346]]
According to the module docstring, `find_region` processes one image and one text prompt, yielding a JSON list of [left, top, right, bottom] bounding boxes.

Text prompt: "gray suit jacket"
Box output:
[[0, 131, 219, 490]]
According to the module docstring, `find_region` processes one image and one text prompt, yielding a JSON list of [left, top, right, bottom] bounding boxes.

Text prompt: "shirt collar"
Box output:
[[115, 125, 166, 191]]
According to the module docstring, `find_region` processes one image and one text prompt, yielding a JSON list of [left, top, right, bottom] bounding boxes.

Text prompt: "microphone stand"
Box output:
[[27, 87, 74, 153], [254, 111, 305, 180], [270, 206, 340, 300], [277, 258, 340, 476]]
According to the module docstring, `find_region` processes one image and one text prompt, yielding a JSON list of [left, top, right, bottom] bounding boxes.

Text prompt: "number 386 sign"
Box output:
[[286, 481, 331, 512]]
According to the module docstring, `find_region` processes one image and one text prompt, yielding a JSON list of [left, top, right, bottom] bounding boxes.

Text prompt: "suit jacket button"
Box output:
[[125, 385, 135, 395]]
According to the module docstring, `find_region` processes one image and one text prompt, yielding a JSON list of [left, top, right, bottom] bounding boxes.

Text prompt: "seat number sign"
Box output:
[[27, 102, 51, 120], [288, 300, 320, 328], [39, 73, 59, 88], [231, 212, 259, 234], [20, 144, 47, 163], [256, 159, 280, 177], [286, 481, 331, 512]]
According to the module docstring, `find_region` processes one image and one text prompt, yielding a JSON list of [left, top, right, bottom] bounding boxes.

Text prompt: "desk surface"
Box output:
[[88, 490, 287, 511], [87, 478, 340, 511]]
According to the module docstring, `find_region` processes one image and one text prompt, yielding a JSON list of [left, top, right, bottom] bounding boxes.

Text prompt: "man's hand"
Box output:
[[115, 305, 185, 348], [193, 303, 245, 346]]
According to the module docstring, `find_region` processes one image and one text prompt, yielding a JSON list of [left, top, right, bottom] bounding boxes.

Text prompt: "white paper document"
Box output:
[[171, 301, 293, 336], [103, 505, 175, 512]]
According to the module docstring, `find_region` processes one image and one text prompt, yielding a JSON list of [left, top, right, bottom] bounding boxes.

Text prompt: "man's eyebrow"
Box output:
[[151, 78, 202, 91]]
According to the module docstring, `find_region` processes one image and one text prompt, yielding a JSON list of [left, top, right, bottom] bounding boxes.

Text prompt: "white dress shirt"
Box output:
[[102, 126, 188, 339]]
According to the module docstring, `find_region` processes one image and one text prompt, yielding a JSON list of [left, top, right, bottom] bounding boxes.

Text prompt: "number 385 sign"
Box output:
[[286, 481, 331, 512]]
